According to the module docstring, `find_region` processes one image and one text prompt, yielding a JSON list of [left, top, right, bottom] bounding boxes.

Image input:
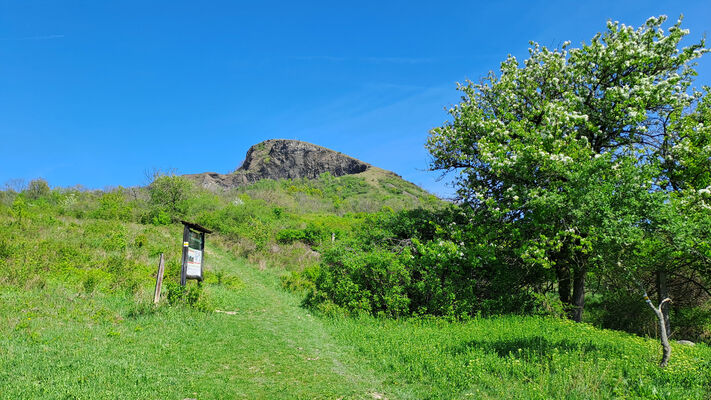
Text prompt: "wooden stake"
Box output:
[[153, 253, 165, 305]]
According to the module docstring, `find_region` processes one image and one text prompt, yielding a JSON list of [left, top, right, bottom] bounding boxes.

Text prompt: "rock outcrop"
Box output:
[[185, 139, 371, 190]]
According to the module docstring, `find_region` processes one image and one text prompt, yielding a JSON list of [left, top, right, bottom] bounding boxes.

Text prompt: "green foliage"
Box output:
[[303, 247, 411, 317], [10, 196, 27, 225], [82, 270, 101, 294], [0, 198, 176, 294], [2, 14, 711, 396], [0, 199, 710, 398], [206, 269, 244, 290], [148, 174, 193, 221], [426, 15, 710, 323], [165, 282, 207, 310], [91, 190, 132, 221], [272, 206, 283, 218], [165, 281, 184, 305], [134, 233, 148, 248], [25, 178, 50, 200], [293, 207, 539, 319], [0, 239, 11, 259], [235, 169, 439, 215], [276, 228, 307, 244], [276, 225, 324, 245], [674, 306, 711, 342], [84, 221, 128, 251], [147, 209, 172, 225]]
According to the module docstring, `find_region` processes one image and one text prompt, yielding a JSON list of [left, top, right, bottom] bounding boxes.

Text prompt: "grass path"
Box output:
[[0, 244, 386, 399]]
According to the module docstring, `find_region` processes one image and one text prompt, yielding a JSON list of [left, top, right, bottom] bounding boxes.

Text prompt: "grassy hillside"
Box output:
[[2, 229, 710, 399], [1, 183, 710, 399], [229, 168, 441, 215]]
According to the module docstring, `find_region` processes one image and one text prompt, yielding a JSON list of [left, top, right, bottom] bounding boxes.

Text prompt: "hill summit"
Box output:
[[186, 139, 375, 190]]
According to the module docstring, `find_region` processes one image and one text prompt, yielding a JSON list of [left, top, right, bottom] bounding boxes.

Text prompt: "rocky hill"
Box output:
[[186, 139, 382, 190]]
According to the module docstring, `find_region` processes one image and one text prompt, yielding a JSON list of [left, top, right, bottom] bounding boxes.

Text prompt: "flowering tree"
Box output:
[[427, 16, 708, 323], [646, 88, 711, 336]]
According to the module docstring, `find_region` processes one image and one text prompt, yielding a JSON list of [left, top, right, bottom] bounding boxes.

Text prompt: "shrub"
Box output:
[[276, 224, 329, 246], [148, 175, 193, 221], [134, 234, 148, 248], [166, 281, 184, 305], [91, 190, 132, 221], [277, 229, 305, 244], [101, 229, 128, 251], [165, 281, 207, 310], [292, 207, 535, 319], [25, 179, 50, 200], [303, 247, 411, 317], [149, 210, 172, 226]]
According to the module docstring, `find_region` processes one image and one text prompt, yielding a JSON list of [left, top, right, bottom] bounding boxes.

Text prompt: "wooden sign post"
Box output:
[[180, 221, 212, 286]]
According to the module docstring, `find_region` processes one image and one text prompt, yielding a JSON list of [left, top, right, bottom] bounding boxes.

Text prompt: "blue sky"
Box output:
[[1, 1, 709, 197]]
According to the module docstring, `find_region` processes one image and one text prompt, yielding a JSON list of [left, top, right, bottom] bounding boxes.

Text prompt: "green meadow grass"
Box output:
[[1, 228, 710, 399], [328, 315, 711, 399], [0, 245, 385, 399]]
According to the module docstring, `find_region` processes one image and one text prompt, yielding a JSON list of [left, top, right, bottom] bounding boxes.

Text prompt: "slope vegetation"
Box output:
[[1, 190, 710, 399]]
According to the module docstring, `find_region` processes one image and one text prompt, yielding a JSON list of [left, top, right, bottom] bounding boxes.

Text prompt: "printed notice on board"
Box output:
[[186, 248, 202, 276]]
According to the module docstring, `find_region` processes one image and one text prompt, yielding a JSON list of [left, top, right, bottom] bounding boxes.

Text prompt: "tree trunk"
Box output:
[[570, 266, 586, 322], [656, 269, 671, 337], [647, 297, 672, 368], [556, 264, 572, 306]]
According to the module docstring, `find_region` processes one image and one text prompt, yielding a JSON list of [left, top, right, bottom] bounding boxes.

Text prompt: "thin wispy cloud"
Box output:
[[292, 55, 347, 62], [292, 55, 435, 64], [0, 34, 65, 41], [361, 56, 434, 64]]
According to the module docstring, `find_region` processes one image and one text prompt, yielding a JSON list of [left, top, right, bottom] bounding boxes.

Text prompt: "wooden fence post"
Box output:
[[153, 253, 165, 305]]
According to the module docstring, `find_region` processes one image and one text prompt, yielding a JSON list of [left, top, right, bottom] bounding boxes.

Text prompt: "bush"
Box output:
[[101, 229, 128, 251], [165, 281, 184, 305], [134, 234, 148, 248], [276, 229, 305, 244], [303, 247, 411, 317], [91, 190, 132, 221], [292, 207, 535, 319], [25, 179, 50, 200], [276, 225, 323, 245], [586, 290, 657, 337], [165, 281, 207, 310], [148, 175, 193, 222], [144, 209, 171, 226]]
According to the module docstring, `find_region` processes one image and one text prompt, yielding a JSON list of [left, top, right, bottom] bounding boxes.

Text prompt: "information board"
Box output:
[[186, 248, 202, 277], [180, 221, 212, 286]]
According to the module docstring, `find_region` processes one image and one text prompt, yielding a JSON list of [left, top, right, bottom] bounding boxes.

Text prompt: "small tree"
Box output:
[[148, 173, 193, 222], [25, 178, 50, 200]]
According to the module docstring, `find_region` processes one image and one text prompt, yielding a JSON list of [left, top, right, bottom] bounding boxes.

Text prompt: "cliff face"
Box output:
[[240, 139, 370, 180], [185, 139, 371, 190]]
